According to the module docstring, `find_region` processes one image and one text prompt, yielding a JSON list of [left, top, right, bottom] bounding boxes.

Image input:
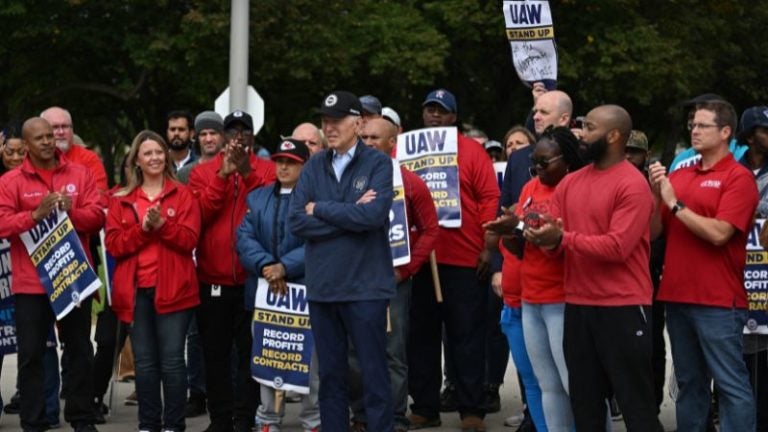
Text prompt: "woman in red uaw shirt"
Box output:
[[105, 130, 200, 432]]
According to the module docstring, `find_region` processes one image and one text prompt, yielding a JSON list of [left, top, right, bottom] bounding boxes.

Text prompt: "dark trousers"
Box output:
[[310, 299, 392, 432], [651, 300, 666, 411], [16, 294, 95, 431], [93, 305, 128, 401], [745, 348, 768, 432], [408, 265, 487, 419], [350, 279, 411, 429], [197, 284, 258, 429], [563, 304, 660, 432]]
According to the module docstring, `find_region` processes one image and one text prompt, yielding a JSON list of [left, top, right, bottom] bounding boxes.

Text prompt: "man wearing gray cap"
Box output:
[[177, 111, 225, 184]]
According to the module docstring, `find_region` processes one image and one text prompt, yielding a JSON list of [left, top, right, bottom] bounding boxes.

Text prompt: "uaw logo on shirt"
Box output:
[[353, 176, 368, 192], [167, 207, 176, 218], [324, 94, 338, 107], [280, 141, 296, 151], [65, 184, 76, 193]]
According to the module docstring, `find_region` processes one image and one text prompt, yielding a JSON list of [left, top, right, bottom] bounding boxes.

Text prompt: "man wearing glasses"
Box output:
[[290, 122, 325, 155], [188, 110, 276, 432], [650, 101, 758, 431], [40, 107, 108, 194]]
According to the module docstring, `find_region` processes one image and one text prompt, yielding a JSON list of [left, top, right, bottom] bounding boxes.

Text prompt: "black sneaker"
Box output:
[[74, 424, 99, 432], [439, 384, 457, 412], [3, 391, 20, 414], [94, 400, 109, 424], [185, 392, 207, 418], [482, 384, 501, 414]]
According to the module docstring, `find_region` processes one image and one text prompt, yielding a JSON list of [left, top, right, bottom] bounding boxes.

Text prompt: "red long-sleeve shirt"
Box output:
[[550, 161, 654, 306], [434, 135, 500, 268], [397, 167, 439, 279]]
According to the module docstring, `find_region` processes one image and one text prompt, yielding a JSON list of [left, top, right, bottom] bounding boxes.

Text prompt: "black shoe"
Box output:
[[439, 384, 457, 412], [4, 391, 20, 414], [74, 424, 99, 432], [515, 416, 536, 432], [93, 401, 108, 424], [204, 424, 233, 432], [482, 384, 501, 414], [184, 392, 207, 418]]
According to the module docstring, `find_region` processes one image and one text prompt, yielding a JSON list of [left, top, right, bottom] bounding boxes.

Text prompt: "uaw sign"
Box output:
[[20, 210, 101, 320], [744, 219, 768, 334], [252, 280, 314, 394], [390, 160, 411, 267], [0, 239, 16, 355], [502, 1, 557, 86], [397, 127, 462, 228]]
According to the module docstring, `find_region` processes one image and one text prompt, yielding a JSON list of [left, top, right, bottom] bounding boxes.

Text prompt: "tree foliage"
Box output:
[[1, 0, 766, 181]]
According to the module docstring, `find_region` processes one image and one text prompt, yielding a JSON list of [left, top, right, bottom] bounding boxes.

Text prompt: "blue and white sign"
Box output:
[[20, 210, 101, 320], [397, 127, 461, 228], [503, 1, 557, 86], [251, 280, 314, 394], [390, 161, 411, 267], [745, 219, 768, 334], [0, 239, 16, 355]]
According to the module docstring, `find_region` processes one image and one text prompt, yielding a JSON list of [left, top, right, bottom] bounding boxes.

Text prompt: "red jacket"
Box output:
[[105, 180, 200, 323], [398, 167, 439, 279], [0, 154, 105, 295], [64, 144, 108, 194], [434, 134, 500, 267], [188, 153, 276, 285]]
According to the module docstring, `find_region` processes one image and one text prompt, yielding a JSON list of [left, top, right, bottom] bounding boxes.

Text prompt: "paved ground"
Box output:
[[0, 336, 679, 431]]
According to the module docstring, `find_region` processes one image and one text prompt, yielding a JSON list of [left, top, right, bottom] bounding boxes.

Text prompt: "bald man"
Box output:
[[0, 118, 104, 432], [40, 107, 108, 193], [291, 123, 325, 155], [532, 90, 573, 135], [526, 105, 661, 431]]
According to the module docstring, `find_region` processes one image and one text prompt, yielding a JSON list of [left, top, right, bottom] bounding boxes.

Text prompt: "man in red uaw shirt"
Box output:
[[407, 89, 499, 431], [526, 105, 662, 431], [355, 117, 439, 431], [188, 110, 276, 432], [649, 100, 758, 432], [0, 117, 105, 432]]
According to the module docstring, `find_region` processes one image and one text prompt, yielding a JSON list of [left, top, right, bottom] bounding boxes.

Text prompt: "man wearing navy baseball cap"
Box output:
[[290, 91, 396, 432]]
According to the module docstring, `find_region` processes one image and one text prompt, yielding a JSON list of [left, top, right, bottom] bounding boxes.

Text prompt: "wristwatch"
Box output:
[[670, 200, 685, 215]]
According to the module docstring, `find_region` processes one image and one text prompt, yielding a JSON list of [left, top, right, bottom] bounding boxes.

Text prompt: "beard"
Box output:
[[168, 138, 190, 151], [580, 136, 609, 164], [55, 139, 70, 152]]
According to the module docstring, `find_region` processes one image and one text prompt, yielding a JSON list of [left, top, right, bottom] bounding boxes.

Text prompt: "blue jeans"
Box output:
[[186, 316, 206, 396], [500, 305, 547, 432], [132, 288, 193, 432], [666, 303, 756, 432], [523, 302, 573, 431]]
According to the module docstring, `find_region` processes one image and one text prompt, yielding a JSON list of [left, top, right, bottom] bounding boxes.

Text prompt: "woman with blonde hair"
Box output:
[[105, 130, 200, 432]]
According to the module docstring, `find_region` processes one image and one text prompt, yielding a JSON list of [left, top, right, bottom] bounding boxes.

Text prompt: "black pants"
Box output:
[[93, 305, 128, 401], [408, 265, 486, 419], [16, 294, 96, 431], [563, 304, 660, 432], [196, 284, 258, 429]]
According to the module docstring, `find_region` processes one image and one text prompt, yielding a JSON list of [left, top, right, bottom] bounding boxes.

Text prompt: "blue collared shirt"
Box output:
[[332, 145, 356, 181]]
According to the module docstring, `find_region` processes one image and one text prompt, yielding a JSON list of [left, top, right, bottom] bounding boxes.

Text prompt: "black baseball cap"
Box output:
[[318, 91, 363, 118], [223, 110, 254, 130], [271, 138, 310, 164]]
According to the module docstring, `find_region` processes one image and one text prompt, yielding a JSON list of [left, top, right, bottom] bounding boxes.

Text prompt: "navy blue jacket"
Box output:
[[237, 183, 305, 310], [288, 140, 396, 302]]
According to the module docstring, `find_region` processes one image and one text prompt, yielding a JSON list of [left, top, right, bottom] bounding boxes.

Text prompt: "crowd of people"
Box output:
[[0, 83, 764, 432]]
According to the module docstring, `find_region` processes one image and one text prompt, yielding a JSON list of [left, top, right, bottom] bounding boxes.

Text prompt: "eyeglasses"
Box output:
[[51, 124, 72, 131], [225, 128, 253, 137], [687, 122, 720, 132], [529, 154, 563, 169]]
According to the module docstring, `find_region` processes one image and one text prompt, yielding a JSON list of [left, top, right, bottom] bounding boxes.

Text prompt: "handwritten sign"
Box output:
[[502, 1, 557, 86]]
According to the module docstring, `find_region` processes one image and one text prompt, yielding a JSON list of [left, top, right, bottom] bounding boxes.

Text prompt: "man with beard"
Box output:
[[526, 105, 661, 431], [176, 111, 225, 185], [166, 110, 197, 171]]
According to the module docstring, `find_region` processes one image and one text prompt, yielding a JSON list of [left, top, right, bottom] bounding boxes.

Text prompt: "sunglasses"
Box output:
[[529, 154, 563, 169]]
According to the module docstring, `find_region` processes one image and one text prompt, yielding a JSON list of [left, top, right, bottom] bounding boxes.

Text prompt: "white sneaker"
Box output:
[[504, 412, 525, 427]]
